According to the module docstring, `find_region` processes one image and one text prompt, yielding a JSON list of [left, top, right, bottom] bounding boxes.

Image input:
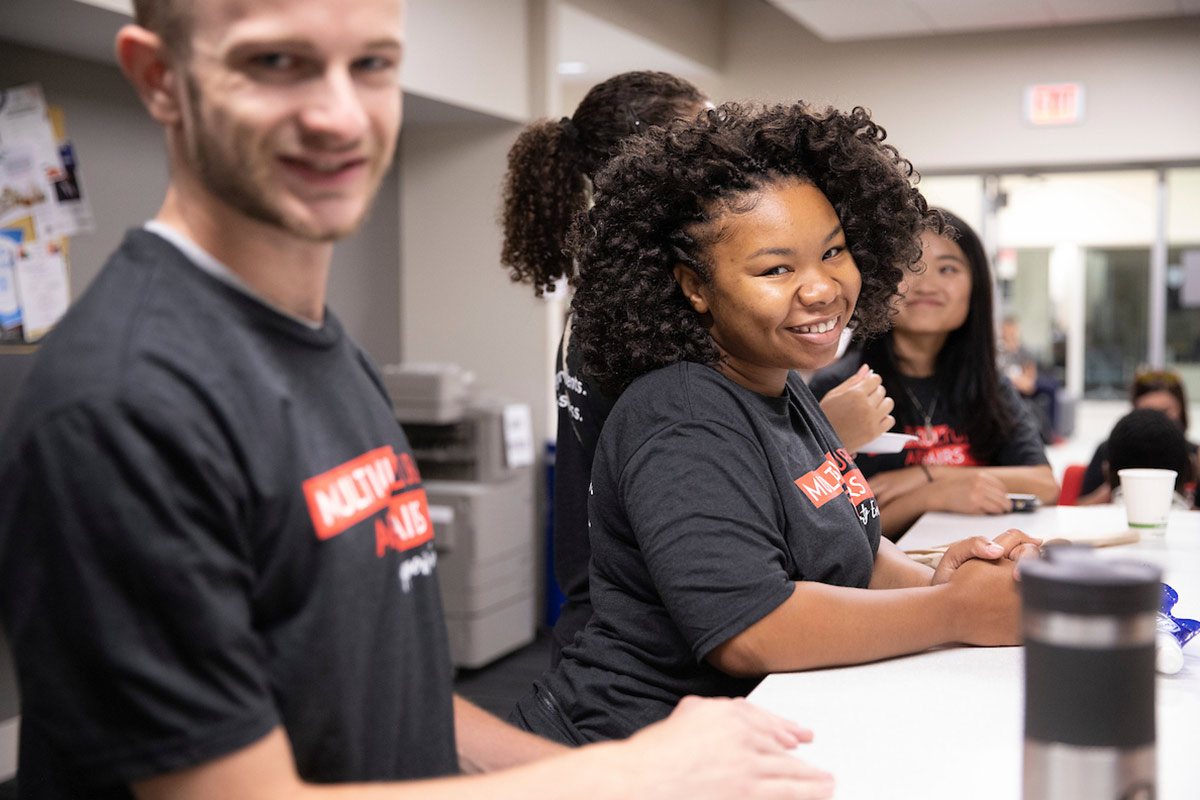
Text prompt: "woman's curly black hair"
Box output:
[[570, 101, 940, 395], [499, 71, 706, 296]]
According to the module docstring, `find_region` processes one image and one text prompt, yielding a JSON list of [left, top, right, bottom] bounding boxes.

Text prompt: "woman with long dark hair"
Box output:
[[810, 210, 1058, 539]]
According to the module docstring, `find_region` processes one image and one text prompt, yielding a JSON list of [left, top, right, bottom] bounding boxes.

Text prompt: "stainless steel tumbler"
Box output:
[[1020, 546, 1161, 800]]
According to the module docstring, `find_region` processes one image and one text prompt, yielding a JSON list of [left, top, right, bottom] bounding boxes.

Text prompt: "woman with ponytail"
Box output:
[[501, 72, 709, 665]]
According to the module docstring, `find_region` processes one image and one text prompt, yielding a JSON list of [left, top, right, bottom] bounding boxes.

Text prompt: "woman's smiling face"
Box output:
[[675, 179, 861, 395], [893, 230, 973, 336]]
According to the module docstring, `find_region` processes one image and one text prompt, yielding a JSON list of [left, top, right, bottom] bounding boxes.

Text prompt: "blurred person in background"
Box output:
[[1103, 407, 1196, 508], [997, 315, 1055, 444], [1078, 367, 1198, 505]]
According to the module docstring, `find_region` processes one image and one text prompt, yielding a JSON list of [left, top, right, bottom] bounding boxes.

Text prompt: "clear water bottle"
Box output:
[[1020, 545, 1160, 800]]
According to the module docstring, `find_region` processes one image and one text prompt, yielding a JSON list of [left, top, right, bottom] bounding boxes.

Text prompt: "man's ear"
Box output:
[[672, 264, 709, 314], [115, 25, 183, 126]]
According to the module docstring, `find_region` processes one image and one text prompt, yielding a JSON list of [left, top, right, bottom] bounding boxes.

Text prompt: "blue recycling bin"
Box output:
[[543, 441, 566, 627]]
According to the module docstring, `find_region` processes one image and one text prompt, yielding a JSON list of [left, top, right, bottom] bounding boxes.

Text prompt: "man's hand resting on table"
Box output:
[[621, 696, 835, 800]]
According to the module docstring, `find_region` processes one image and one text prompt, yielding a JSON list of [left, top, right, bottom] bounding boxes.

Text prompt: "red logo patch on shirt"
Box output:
[[901, 424, 980, 467], [795, 449, 876, 508], [302, 447, 428, 556], [795, 457, 847, 508], [374, 489, 434, 556]]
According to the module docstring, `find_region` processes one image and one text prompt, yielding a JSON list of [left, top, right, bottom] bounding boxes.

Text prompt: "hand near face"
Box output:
[[818, 364, 895, 453], [624, 696, 835, 800]]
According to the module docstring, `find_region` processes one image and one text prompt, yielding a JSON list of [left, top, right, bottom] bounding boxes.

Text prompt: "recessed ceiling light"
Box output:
[[557, 61, 589, 75]]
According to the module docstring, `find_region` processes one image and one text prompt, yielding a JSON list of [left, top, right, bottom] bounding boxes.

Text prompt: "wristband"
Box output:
[[920, 463, 933, 482]]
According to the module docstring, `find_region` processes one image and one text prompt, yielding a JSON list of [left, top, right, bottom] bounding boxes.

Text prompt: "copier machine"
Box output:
[[382, 363, 538, 669]]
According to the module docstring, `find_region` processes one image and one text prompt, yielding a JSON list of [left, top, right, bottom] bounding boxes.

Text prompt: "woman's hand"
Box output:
[[931, 529, 1042, 586], [943, 558, 1023, 646], [927, 470, 1012, 515], [818, 364, 895, 454], [867, 467, 929, 508]]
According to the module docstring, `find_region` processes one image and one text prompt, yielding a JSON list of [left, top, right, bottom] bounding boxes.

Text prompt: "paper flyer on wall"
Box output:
[[42, 105, 95, 239], [0, 229, 22, 342], [0, 84, 66, 233], [12, 238, 70, 342]]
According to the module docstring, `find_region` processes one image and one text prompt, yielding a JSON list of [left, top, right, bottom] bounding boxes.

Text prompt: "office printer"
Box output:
[[383, 363, 537, 669]]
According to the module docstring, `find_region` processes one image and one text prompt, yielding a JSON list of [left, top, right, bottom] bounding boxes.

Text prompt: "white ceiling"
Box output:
[[766, 0, 1200, 42], [557, 4, 716, 87]]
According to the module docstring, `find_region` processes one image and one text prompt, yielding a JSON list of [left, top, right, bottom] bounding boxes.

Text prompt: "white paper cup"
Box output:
[[1117, 468, 1177, 534]]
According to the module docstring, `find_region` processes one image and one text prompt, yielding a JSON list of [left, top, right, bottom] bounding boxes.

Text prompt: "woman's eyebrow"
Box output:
[[746, 224, 844, 259], [933, 253, 968, 264], [747, 246, 795, 259]]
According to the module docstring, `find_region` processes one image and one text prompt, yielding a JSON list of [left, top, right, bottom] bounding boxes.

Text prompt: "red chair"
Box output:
[[1058, 463, 1087, 506]]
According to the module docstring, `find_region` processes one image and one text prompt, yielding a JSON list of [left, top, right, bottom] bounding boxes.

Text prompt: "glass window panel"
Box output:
[[1084, 247, 1149, 397], [996, 171, 1158, 400], [1166, 168, 1200, 421]]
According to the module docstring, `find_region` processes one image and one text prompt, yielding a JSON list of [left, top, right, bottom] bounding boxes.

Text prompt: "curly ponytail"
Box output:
[[500, 71, 706, 296]]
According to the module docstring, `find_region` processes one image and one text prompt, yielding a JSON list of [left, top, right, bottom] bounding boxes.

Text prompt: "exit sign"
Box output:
[[1024, 83, 1085, 126]]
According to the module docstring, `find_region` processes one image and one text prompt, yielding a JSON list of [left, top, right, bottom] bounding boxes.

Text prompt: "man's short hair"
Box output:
[[132, 0, 193, 59]]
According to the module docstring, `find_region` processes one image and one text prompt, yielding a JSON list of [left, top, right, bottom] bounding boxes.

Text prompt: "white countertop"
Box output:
[[747, 507, 1200, 800]]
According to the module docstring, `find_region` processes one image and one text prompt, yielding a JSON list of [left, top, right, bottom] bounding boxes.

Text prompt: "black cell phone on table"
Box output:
[[1008, 493, 1039, 513]]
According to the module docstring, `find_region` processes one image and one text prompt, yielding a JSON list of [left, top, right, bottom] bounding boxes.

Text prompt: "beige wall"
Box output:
[[398, 121, 556, 445], [564, 0, 725, 72], [405, 0, 532, 122], [720, 0, 1200, 173]]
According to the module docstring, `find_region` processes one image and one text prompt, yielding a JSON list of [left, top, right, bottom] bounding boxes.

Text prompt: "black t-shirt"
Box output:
[[524, 363, 881, 742], [0, 230, 457, 796], [550, 323, 616, 663], [809, 355, 1048, 478]]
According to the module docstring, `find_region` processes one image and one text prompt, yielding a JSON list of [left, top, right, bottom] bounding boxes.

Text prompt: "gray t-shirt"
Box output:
[[525, 362, 881, 742]]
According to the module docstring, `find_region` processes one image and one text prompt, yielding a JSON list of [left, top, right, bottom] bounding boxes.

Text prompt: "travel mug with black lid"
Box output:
[[1020, 545, 1161, 800]]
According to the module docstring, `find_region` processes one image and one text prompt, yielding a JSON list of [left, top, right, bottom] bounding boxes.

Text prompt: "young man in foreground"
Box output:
[[0, 0, 833, 797]]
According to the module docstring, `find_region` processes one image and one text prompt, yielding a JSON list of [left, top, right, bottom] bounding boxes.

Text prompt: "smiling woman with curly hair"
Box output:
[[571, 102, 924, 394], [509, 101, 1042, 746]]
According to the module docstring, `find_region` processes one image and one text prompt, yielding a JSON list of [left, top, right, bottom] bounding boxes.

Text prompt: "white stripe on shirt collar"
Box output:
[[142, 220, 324, 330]]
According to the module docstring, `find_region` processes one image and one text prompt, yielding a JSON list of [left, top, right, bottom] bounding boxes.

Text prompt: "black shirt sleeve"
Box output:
[[805, 354, 862, 401], [0, 395, 277, 786]]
